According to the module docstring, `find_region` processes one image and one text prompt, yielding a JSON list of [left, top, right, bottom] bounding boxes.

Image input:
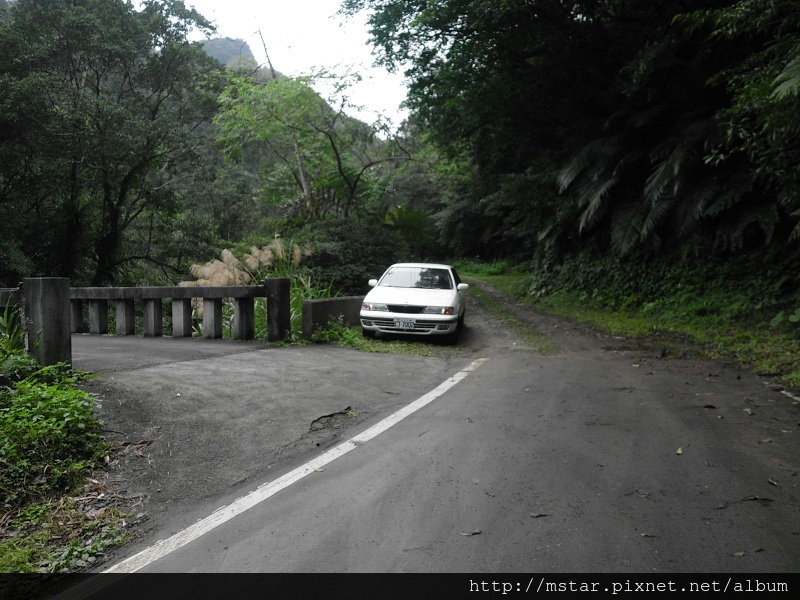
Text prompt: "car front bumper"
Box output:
[[360, 313, 459, 336]]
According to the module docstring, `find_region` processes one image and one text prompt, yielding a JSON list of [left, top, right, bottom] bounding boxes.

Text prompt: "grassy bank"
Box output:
[[457, 260, 800, 388]]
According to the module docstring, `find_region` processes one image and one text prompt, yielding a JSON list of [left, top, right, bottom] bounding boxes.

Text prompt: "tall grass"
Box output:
[[182, 238, 339, 340], [1, 304, 26, 354]]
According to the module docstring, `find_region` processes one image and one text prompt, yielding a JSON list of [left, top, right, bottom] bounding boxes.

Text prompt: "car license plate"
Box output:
[[394, 318, 415, 329]]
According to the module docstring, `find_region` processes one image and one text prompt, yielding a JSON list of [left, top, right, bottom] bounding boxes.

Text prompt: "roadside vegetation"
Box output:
[[456, 259, 800, 388], [1, 307, 131, 574], [310, 315, 463, 358]]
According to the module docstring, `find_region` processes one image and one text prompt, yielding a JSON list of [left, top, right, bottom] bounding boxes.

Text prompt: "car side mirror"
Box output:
[[368, 279, 378, 287], [457, 283, 469, 291]]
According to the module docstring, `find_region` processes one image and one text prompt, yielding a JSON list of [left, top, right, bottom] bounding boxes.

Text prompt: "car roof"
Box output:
[[388, 263, 454, 269]]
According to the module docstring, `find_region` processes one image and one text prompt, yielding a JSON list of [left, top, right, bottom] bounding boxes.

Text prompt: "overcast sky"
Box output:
[[186, 0, 409, 126]]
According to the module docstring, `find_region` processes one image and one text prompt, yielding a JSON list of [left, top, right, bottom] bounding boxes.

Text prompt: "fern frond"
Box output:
[[772, 52, 800, 99], [578, 176, 618, 232], [610, 203, 647, 254]]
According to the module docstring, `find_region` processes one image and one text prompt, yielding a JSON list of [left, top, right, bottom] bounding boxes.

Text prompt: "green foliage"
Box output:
[[520, 246, 800, 383], [0, 325, 125, 572], [299, 219, 409, 295], [0, 352, 40, 389], [215, 72, 407, 222], [344, 0, 800, 280], [0, 497, 131, 574], [0, 0, 228, 285], [1, 373, 106, 507], [311, 315, 366, 347], [0, 304, 25, 354], [527, 249, 800, 327], [384, 205, 438, 259], [311, 315, 460, 358], [453, 260, 513, 277]]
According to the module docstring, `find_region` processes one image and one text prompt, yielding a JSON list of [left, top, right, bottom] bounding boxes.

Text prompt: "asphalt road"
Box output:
[[62, 282, 799, 584]]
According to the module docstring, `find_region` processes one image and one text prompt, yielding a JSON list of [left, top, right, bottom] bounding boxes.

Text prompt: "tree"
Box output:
[[557, 0, 800, 255], [214, 68, 410, 222], [0, 0, 227, 285], [687, 0, 800, 240], [340, 0, 662, 257], [345, 0, 800, 262]]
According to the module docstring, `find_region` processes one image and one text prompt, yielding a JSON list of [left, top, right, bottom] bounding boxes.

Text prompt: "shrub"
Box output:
[[0, 304, 26, 354], [1, 372, 106, 508], [299, 219, 409, 295]]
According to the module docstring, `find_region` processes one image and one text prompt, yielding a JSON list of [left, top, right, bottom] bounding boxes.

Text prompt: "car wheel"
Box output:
[[443, 322, 462, 345]]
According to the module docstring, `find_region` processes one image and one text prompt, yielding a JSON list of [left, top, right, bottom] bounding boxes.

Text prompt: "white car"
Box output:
[[360, 263, 469, 342]]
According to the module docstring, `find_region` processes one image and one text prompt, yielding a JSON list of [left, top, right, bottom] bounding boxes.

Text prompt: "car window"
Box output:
[[380, 267, 453, 289]]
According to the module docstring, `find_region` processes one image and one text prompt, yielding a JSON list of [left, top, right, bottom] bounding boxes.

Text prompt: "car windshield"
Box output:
[[379, 267, 453, 290]]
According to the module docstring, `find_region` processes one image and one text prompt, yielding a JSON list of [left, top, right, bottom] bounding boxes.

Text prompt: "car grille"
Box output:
[[387, 305, 425, 314]]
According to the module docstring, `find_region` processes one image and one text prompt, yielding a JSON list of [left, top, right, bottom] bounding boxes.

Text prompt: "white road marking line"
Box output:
[[781, 389, 800, 402], [102, 357, 488, 574]]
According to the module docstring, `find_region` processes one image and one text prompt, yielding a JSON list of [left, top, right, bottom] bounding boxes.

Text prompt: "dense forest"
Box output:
[[1, 0, 799, 316]]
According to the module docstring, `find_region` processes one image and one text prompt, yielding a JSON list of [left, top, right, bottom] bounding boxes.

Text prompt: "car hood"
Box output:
[[364, 286, 458, 306]]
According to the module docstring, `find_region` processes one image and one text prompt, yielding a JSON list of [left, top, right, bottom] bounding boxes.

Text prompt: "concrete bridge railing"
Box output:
[[1, 278, 292, 366], [69, 279, 291, 341], [1, 277, 365, 367]]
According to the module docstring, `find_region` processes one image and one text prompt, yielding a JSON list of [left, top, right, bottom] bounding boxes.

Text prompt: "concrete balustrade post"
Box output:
[[88, 299, 108, 334], [172, 298, 193, 337], [116, 300, 136, 335], [23, 277, 72, 366], [203, 298, 223, 338], [143, 299, 163, 337], [264, 277, 291, 342], [71, 300, 87, 333], [233, 297, 255, 340]]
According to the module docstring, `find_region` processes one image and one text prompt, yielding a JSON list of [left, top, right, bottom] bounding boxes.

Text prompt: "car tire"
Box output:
[[443, 321, 462, 345]]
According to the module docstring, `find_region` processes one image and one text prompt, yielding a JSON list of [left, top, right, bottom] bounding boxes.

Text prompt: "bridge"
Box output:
[[1, 278, 362, 366]]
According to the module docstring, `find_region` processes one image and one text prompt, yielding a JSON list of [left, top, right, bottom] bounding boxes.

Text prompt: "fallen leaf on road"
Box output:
[[313, 468, 324, 472], [460, 530, 482, 536], [733, 552, 746, 558], [676, 447, 684, 455], [768, 479, 778, 487], [743, 408, 754, 415], [758, 438, 772, 444]]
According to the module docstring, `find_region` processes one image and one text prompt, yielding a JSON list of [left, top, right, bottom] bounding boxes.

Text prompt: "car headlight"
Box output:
[[362, 302, 389, 311], [422, 306, 455, 315]]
